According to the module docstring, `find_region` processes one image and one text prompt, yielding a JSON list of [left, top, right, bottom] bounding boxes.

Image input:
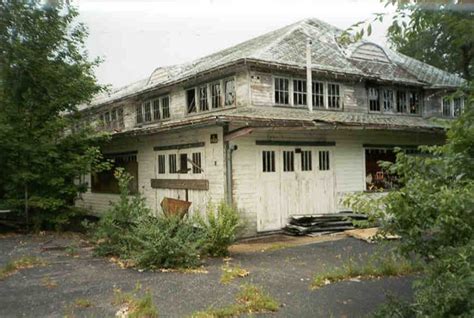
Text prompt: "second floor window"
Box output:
[[199, 86, 208, 111], [369, 88, 380, 112], [409, 92, 420, 114], [383, 89, 394, 112], [211, 83, 221, 108], [224, 79, 235, 106], [187, 88, 196, 113], [396, 91, 407, 113], [442, 96, 464, 118], [327, 84, 341, 108], [312, 81, 324, 107], [137, 95, 170, 124], [99, 106, 125, 130], [274, 77, 289, 105], [293, 79, 307, 106]]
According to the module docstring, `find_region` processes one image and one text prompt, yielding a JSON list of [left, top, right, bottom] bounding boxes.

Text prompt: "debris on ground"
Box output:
[[345, 228, 400, 243], [283, 212, 368, 236]]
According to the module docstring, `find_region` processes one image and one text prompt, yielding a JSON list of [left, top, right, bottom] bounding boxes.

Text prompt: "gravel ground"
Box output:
[[0, 233, 414, 317]]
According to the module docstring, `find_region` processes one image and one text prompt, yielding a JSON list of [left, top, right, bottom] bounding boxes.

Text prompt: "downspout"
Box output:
[[223, 124, 233, 204], [306, 38, 313, 112]]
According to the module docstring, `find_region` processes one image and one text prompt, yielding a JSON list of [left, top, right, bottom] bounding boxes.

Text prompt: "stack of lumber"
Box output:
[[283, 212, 368, 236]]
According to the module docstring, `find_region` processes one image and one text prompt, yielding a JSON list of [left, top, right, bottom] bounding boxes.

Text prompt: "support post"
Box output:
[[306, 39, 313, 112]]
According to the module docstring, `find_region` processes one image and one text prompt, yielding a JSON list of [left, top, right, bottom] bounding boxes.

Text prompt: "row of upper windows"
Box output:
[[274, 77, 342, 109], [136, 95, 170, 124], [368, 88, 421, 115], [186, 78, 236, 114]]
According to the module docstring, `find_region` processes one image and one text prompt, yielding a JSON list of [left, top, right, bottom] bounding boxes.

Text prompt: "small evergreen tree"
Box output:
[[0, 0, 108, 228]]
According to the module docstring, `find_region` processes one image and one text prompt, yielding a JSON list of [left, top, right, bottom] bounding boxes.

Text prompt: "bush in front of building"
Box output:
[[196, 202, 242, 257], [90, 169, 241, 268]]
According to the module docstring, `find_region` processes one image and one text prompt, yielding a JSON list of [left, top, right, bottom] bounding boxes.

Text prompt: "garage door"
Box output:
[[256, 146, 335, 232]]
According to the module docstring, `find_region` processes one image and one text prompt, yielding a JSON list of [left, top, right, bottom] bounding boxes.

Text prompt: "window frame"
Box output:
[[185, 77, 235, 115], [442, 95, 464, 118], [273, 76, 343, 110], [136, 95, 171, 124]]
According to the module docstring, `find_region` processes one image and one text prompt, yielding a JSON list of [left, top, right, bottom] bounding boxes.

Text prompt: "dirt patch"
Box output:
[[229, 232, 347, 254]]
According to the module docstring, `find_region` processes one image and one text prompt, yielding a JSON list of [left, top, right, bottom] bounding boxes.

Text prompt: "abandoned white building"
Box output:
[[76, 18, 464, 235]]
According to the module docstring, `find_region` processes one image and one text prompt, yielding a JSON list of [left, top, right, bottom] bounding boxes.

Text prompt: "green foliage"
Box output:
[[128, 215, 205, 269], [311, 250, 422, 290], [93, 171, 241, 269], [346, 83, 474, 316], [0, 0, 109, 229], [196, 202, 241, 257], [92, 168, 152, 257], [339, 2, 473, 80], [191, 284, 279, 317], [0, 256, 46, 280], [113, 284, 159, 318]]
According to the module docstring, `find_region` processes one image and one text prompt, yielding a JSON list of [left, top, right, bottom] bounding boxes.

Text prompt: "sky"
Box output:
[[76, 0, 395, 88]]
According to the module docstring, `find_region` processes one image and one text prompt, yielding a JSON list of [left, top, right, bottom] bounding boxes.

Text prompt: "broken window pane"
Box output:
[[179, 153, 188, 173], [118, 107, 124, 128], [369, 88, 380, 112], [199, 86, 208, 111], [396, 91, 407, 113], [224, 79, 235, 106], [211, 83, 221, 109], [409, 92, 420, 114], [136, 104, 143, 123], [187, 89, 196, 113], [453, 97, 462, 117]]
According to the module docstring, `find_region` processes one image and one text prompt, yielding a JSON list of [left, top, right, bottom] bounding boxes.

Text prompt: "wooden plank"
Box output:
[[103, 150, 138, 157], [224, 127, 253, 142], [153, 142, 205, 151], [362, 143, 419, 149], [150, 178, 209, 190], [256, 140, 336, 146]]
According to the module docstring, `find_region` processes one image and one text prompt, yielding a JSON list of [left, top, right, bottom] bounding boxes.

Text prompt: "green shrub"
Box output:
[[91, 168, 150, 257], [129, 215, 204, 269], [197, 202, 241, 257]]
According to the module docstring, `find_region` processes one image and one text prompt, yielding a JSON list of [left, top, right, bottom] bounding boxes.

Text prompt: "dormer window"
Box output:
[[369, 88, 380, 111]]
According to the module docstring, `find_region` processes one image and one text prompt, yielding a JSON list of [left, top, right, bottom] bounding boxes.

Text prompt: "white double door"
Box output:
[[256, 146, 335, 232]]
